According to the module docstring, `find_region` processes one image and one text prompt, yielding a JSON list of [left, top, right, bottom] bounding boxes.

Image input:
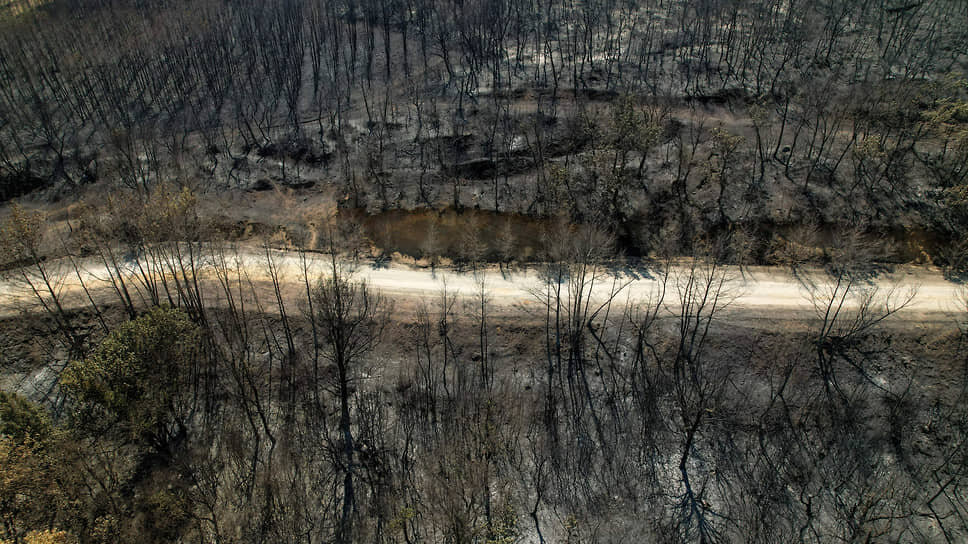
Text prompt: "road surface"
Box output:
[[0, 246, 963, 322]]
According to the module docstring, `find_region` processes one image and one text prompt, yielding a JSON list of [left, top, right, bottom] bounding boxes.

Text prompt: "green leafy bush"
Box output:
[[60, 307, 200, 453]]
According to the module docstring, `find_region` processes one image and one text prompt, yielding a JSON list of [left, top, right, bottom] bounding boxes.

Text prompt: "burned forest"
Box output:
[[2, 0, 968, 542]]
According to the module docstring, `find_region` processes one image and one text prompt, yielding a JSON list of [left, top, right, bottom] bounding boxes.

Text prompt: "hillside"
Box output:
[[2, 1, 968, 542]]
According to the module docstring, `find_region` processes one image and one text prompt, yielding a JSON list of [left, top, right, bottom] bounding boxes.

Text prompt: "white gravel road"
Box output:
[[0, 246, 963, 321]]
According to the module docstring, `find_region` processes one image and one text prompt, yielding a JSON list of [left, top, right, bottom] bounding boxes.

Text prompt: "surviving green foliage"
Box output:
[[60, 307, 200, 453], [0, 391, 51, 443]]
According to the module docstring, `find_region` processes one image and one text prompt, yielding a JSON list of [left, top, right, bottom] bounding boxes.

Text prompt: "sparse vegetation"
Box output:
[[1, 0, 968, 542]]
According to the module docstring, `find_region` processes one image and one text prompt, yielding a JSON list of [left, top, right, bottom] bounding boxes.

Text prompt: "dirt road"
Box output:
[[1, 247, 963, 323]]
